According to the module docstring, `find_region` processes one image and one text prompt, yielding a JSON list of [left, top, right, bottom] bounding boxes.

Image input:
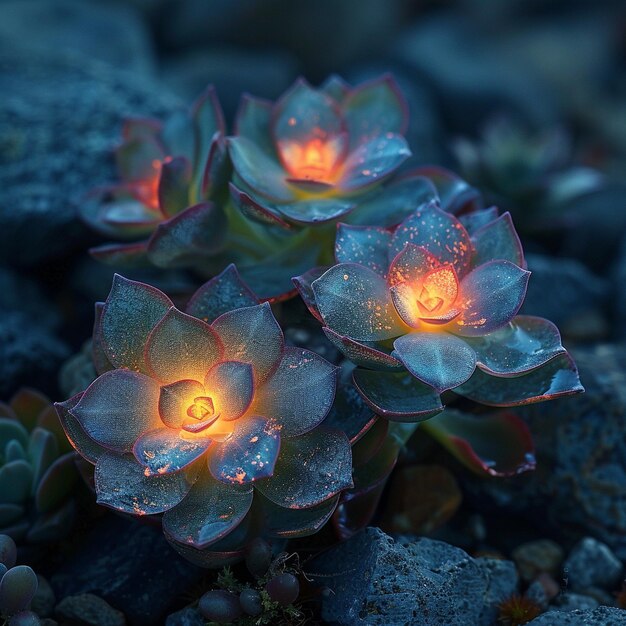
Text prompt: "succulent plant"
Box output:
[[55, 266, 353, 567], [85, 86, 229, 269], [296, 202, 584, 421], [0, 389, 79, 544], [452, 118, 604, 232], [0, 536, 39, 623], [228, 74, 411, 227]]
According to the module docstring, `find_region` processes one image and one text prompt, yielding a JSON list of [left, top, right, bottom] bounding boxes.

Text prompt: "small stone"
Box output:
[[553, 592, 599, 612], [164, 607, 204, 626], [527, 606, 626, 625], [512, 540, 564, 582], [55, 594, 125, 626], [564, 538, 623, 591], [30, 575, 55, 618], [526, 580, 550, 611]]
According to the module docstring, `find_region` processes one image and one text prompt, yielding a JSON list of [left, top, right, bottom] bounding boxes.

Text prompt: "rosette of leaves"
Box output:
[[0, 389, 79, 544], [295, 202, 584, 421], [55, 267, 353, 567], [85, 86, 229, 269], [225, 74, 439, 300], [453, 118, 604, 233]]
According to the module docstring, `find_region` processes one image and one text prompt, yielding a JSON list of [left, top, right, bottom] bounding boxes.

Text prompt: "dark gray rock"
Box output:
[[552, 593, 599, 612], [0, 311, 69, 397], [160, 47, 299, 120], [309, 527, 517, 626], [527, 580, 550, 610], [0, 0, 155, 75], [521, 255, 609, 342], [165, 607, 204, 626], [527, 606, 626, 625], [0, 49, 180, 267], [55, 593, 126, 626], [527, 606, 626, 626], [564, 538, 623, 591], [50, 516, 202, 626], [511, 539, 564, 582], [463, 344, 626, 561]]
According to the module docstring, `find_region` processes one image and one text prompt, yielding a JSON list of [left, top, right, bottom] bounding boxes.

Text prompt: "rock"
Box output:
[[0, 1, 155, 75], [0, 311, 69, 398], [564, 538, 623, 591], [31, 575, 55, 618], [55, 594, 126, 626], [0, 49, 180, 267], [164, 608, 204, 626], [552, 592, 599, 612], [50, 516, 202, 626], [160, 47, 299, 120], [309, 527, 517, 626], [527, 606, 626, 625], [463, 344, 626, 560], [521, 255, 609, 342], [392, 14, 558, 131], [527, 580, 550, 610], [475, 557, 520, 625], [511, 540, 564, 582]]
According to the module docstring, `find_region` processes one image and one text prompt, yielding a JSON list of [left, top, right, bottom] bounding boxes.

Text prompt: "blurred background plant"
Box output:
[[0, 389, 81, 546]]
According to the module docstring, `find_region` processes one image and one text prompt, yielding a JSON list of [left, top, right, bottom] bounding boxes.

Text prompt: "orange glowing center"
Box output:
[[280, 137, 341, 182], [184, 396, 220, 433], [415, 266, 458, 317]]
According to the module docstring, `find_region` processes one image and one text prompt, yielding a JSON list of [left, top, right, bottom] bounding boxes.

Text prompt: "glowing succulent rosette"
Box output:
[[228, 74, 411, 227], [85, 86, 229, 269], [295, 202, 584, 421], [54, 267, 352, 566]]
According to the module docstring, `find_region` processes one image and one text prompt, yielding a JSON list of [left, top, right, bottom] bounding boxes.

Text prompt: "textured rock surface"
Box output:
[[0, 50, 180, 267], [310, 527, 518, 626], [0, 311, 69, 397], [55, 593, 126, 626], [527, 606, 626, 625], [51, 516, 202, 626], [564, 538, 623, 591], [464, 344, 626, 560]]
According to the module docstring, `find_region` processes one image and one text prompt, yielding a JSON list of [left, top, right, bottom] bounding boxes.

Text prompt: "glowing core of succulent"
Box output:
[[415, 266, 459, 319], [280, 135, 342, 183]]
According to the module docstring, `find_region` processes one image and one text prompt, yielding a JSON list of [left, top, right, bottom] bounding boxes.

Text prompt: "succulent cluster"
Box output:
[[56, 268, 351, 566], [0, 535, 39, 624], [0, 389, 79, 544], [55, 73, 585, 567]]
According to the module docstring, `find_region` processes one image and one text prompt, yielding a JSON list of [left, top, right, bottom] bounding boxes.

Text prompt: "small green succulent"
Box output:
[[0, 389, 79, 544]]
